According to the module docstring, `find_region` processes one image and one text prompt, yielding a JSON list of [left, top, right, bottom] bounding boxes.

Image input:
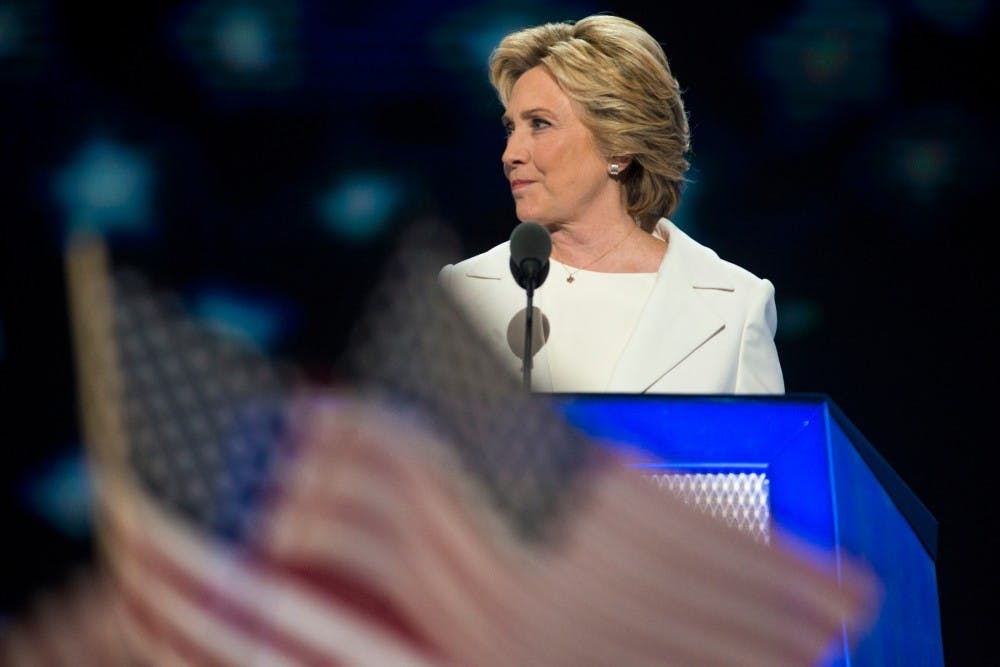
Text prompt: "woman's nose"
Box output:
[[501, 130, 527, 170]]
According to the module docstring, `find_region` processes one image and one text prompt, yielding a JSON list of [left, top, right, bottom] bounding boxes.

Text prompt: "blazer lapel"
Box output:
[[607, 222, 726, 393]]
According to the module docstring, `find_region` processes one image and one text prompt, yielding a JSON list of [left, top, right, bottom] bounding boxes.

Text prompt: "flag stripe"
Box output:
[[264, 412, 547, 664], [118, 594, 227, 667], [114, 547, 335, 667], [119, 590, 262, 667], [101, 480, 444, 667]]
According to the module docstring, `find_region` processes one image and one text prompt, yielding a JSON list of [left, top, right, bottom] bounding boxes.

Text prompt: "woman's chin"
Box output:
[[514, 207, 545, 224]]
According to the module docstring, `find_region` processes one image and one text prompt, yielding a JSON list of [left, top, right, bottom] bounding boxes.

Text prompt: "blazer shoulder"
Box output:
[[663, 220, 771, 291], [440, 241, 510, 281]]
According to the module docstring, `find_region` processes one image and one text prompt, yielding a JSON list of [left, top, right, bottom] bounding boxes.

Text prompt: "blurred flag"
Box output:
[[50, 235, 440, 666], [2, 226, 879, 666]]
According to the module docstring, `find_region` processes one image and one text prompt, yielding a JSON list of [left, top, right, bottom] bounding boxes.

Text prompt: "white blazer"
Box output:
[[439, 219, 784, 394]]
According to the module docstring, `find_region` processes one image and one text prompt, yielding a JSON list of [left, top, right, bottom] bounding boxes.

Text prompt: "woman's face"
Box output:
[[501, 66, 615, 227]]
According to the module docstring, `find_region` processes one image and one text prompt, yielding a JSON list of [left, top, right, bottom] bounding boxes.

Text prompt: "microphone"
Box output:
[[509, 222, 551, 390], [509, 222, 551, 291]]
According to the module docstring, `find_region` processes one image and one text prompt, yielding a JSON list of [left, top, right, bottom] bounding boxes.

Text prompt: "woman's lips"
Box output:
[[511, 180, 533, 191]]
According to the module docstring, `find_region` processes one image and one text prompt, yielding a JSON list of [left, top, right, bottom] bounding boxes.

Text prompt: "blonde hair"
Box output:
[[490, 15, 690, 231]]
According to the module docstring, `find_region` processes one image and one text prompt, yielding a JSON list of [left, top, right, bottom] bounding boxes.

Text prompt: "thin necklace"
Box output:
[[558, 224, 637, 283]]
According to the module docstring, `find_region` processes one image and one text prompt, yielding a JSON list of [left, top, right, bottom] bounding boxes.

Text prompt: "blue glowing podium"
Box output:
[[553, 393, 942, 666]]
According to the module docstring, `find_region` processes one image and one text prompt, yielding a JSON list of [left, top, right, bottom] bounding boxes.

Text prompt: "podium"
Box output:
[[553, 393, 942, 666]]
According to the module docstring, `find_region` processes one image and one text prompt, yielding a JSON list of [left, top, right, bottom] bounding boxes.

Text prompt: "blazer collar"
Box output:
[[606, 219, 729, 392]]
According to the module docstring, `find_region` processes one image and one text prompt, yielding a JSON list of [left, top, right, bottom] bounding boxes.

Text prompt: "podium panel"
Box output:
[[554, 393, 942, 666]]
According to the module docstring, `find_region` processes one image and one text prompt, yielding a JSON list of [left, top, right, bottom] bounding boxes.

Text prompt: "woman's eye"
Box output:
[[502, 118, 549, 136]]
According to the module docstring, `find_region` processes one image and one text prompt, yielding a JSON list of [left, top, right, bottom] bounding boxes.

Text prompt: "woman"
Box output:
[[440, 15, 783, 394]]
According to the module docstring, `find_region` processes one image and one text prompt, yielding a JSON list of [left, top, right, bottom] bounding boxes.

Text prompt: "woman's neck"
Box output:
[[548, 213, 639, 269]]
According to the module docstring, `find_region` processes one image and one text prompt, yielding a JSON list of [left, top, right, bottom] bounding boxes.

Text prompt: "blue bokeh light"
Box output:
[[215, 5, 276, 72], [175, 0, 300, 94], [190, 285, 296, 352], [316, 172, 404, 244], [52, 137, 155, 240], [19, 448, 93, 540]]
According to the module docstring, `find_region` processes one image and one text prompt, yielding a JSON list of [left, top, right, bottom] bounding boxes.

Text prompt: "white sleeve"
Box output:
[[734, 278, 784, 394]]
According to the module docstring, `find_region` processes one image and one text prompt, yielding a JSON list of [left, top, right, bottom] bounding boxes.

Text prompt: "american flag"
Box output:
[[2, 227, 879, 666], [19, 235, 441, 666]]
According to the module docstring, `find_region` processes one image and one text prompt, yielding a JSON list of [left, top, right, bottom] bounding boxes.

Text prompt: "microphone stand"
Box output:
[[523, 279, 535, 391]]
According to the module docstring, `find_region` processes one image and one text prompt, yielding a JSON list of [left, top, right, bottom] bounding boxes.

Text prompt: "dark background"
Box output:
[[1, 1, 995, 661]]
